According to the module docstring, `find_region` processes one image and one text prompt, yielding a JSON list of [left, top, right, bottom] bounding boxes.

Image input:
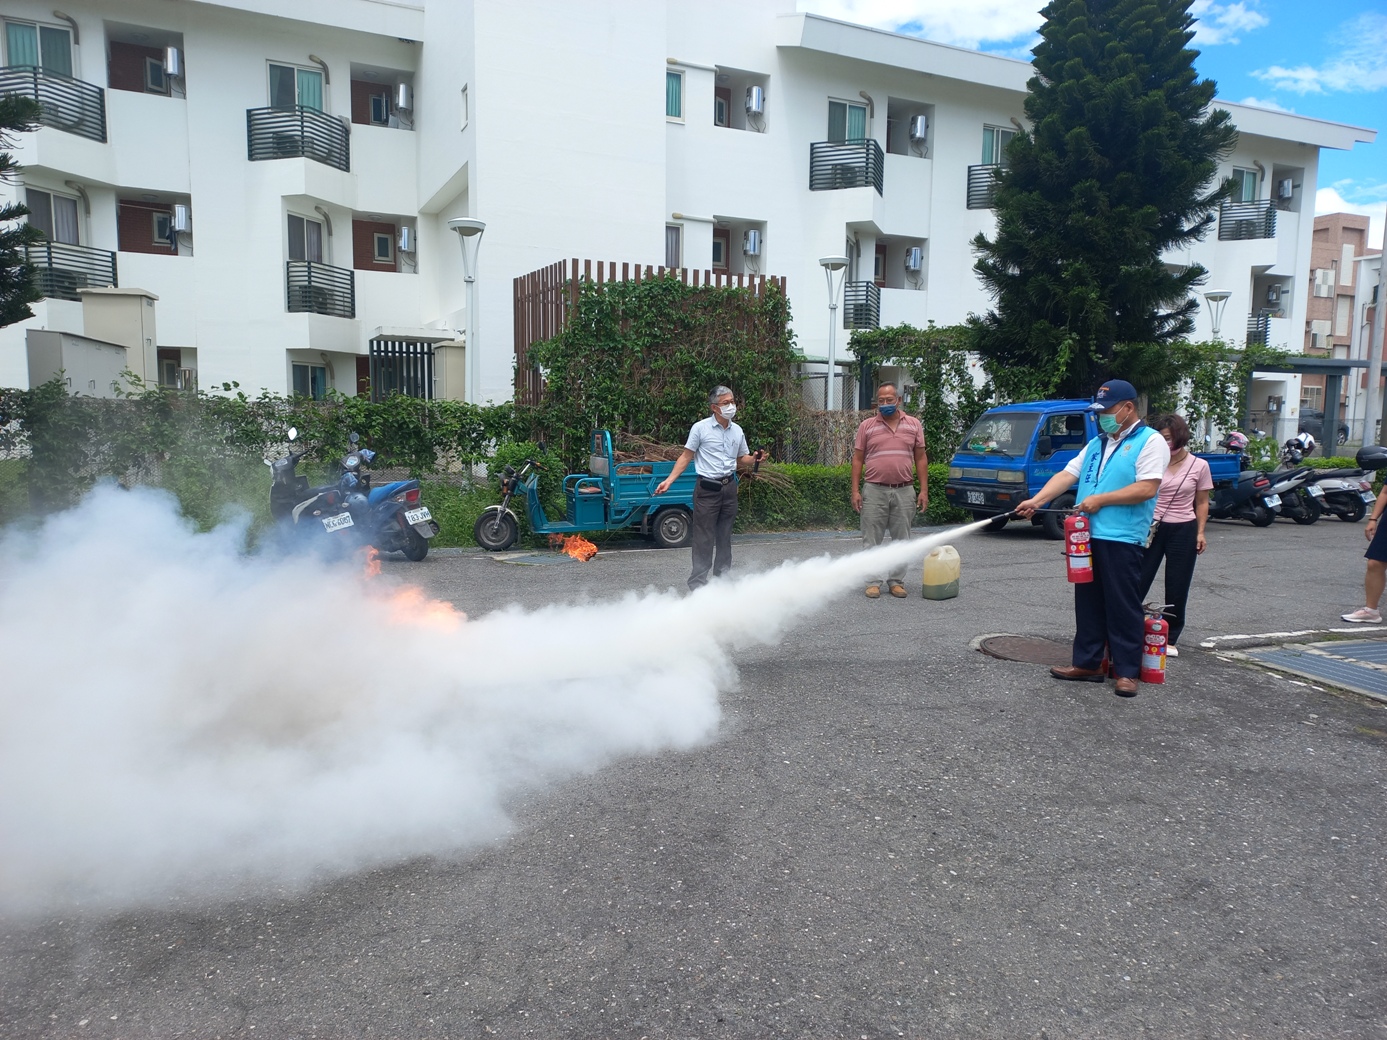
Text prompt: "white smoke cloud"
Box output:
[[0, 486, 967, 918]]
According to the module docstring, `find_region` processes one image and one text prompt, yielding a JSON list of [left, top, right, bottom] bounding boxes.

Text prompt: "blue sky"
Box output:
[[798, 0, 1385, 244]]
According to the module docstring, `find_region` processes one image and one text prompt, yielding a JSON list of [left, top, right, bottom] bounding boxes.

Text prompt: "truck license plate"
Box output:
[[966, 490, 985, 505], [322, 512, 354, 532], [405, 506, 433, 525]]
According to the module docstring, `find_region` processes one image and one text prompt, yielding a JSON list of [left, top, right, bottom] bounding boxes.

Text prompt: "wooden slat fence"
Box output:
[[513, 258, 786, 405]]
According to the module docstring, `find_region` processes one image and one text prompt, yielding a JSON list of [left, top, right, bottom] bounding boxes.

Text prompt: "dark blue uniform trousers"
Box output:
[[1073, 538, 1146, 679]]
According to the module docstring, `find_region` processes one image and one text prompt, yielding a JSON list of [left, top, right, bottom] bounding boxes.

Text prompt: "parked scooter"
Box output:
[[337, 432, 440, 561], [1205, 431, 1279, 526], [1279, 433, 1376, 523], [266, 427, 357, 541], [1264, 434, 1323, 525]]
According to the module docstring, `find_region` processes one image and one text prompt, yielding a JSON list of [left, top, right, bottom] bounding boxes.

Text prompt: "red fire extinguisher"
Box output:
[[1140, 605, 1170, 684], [1063, 514, 1093, 583]]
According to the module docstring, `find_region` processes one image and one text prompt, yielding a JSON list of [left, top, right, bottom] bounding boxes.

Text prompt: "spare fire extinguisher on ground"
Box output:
[[1140, 604, 1173, 684], [1063, 514, 1093, 583]]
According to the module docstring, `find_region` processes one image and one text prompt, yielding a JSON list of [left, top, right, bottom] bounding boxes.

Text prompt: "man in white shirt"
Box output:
[[655, 385, 765, 589], [1017, 379, 1170, 697]]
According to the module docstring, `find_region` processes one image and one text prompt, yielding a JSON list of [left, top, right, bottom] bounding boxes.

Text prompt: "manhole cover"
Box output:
[[978, 634, 1072, 667]]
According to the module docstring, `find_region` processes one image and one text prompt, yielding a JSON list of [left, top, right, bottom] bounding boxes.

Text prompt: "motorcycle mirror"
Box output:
[[287, 427, 299, 442], [349, 432, 360, 445]]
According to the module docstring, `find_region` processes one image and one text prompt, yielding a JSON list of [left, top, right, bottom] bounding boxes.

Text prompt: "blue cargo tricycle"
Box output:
[[473, 429, 698, 551]]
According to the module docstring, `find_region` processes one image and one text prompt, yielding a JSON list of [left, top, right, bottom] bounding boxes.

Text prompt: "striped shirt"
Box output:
[[854, 412, 925, 485]]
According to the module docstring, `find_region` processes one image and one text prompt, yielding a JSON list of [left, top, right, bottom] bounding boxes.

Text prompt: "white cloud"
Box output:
[[1253, 12, 1387, 94], [1235, 95, 1294, 113], [1315, 187, 1385, 248], [1189, 1, 1269, 46]]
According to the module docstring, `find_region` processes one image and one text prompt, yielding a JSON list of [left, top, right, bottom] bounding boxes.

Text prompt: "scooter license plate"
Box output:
[[322, 512, 354, 532], [1264, 494, 1281, 508], [404, 506, 433, 525], [1362, 491, 1377, 503], [1306, 484, 1324, 498]]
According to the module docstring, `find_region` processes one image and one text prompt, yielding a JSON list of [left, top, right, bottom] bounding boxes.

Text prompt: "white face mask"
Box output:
[[719, 404, 737, 420]]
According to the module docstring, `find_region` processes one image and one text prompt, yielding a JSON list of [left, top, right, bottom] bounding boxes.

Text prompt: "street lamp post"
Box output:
[[448, 217, 486, 403], [1202, 290, 1232, 446], [819, 255, 849, 411]]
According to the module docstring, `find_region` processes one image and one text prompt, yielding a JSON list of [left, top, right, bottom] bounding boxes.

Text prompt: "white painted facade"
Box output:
[[0, 0, 1376, 404]]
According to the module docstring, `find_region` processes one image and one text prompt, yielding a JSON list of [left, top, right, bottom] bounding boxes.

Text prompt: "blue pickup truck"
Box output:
[[945, 400, 1244, 538]]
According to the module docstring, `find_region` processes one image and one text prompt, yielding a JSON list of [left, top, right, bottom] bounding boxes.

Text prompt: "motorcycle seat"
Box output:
[[1313, 468, 1365, 478]]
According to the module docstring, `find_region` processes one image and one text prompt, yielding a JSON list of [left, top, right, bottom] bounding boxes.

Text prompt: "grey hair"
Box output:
[[875, 382, 899, 396], [709, 385, 734, 405]]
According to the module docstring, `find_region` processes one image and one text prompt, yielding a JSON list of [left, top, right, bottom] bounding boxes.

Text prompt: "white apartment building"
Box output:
[[0, 0, 1377, 408]]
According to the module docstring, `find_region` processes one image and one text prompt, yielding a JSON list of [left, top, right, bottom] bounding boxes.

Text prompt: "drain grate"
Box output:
[[978, 635, 1072, 667]]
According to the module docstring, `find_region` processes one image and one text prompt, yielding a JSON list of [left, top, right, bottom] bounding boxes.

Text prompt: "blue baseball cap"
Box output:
[[1086, 379, 1138, 411]]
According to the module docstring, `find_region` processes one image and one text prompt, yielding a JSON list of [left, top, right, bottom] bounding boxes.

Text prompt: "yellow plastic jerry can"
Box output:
[[921, 545, 961, 600]]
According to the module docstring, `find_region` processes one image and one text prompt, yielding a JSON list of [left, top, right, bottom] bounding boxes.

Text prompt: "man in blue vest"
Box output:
[[1016, 380, 1170, 697]]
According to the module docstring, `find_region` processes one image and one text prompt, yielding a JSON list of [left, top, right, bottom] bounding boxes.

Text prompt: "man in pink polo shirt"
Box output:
[[850, 382, 929, 598]]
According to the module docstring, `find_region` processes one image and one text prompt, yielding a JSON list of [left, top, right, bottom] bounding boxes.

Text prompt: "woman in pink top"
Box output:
[[1137, 414, 1213, 656]]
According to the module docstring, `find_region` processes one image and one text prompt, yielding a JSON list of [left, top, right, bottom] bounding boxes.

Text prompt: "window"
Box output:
[[369, 92, 389, 125], [268, 62, 323, 110], [287, 214, 324, 263], [828, 100, 867, 143], [144, 56, 168, 95], [714, 93, 728, 127], [292, 363, 328, 400], [1231, 167, 1258, 202], [373, 232, 393, 262], [666, 69, 683, 120], [25, 188, 80, 244], [4, 20, 72, 76], [712, 228, 729, 270], [152, 211, 172, 246], [981, 125, 1016, 166], [1313, 268, 1334, 298], [664, 224, 681, 269]]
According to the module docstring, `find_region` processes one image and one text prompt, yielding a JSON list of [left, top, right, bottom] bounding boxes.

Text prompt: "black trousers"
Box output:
[[689, 479, 738, 589], [1137, 519, 1199, 645], [1073, 538, 1146, 679]]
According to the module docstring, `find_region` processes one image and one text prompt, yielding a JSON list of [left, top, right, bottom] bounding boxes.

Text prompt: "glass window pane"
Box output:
[[52, 194, 79, 244], [305, 220, 323, 263], [664, 225, 681, 269], [268, 64, 296, 108], [38, 25, 70, 76], [846, 104, 866, 142], [828, 100, 846, 143], [296, 68, 323, 110], [310, 366, 327, 399], [665, 70, 681, 118], [287, 214, 305, 261], [982, 126, 995, 164], [292, 363, 309, 397], [6, 22, 39, 67], [25, 188, 54, 239]]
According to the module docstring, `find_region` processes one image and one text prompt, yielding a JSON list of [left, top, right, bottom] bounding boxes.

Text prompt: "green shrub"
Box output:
[[735, 461, 968, 532]]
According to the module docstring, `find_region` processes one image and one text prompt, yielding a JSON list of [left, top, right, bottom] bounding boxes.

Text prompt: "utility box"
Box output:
[[79, 288, 159, 387], [26, 330, 129, 397], [432, 340, 467, 401]]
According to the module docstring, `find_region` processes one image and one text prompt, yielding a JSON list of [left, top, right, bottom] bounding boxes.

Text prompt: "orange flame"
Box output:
[[379, 584, 465, 631], [361, 546, 382, 578], [548, 533, 598, 562]]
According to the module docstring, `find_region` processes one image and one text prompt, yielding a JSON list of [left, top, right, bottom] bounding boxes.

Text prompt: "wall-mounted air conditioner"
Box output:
[[1278, 178, 1294, 199], [742, 229, 761, 256], [171, 203, 191, 233], [163, 46, 182, 78], [397, 226, 414, 252], [904, 246, 923, 272], [395, 83, 414, 112], [908, 115, 928, 142]]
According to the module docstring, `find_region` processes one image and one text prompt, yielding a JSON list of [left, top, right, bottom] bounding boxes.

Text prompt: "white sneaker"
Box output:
[[1166, 645, 1179, 658], [1341, 607, 1383, 623]]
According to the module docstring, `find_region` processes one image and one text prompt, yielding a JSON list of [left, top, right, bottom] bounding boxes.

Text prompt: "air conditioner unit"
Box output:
[[171, 203, 191, 233], [163, 46, 183, 78], [1278, 178, 1294, 199], [394, 82, 414, 112], [904, 246, 923, 272], [742, 229, 761, 256], [1266, 283, 1281, 304], [745, 85, 764, 115], [908, 114, 929, 142], [397, 226, 414, 252]]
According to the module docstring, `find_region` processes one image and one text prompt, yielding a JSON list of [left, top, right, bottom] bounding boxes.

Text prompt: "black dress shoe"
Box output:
[[1050, 665, 1106, 683], [1114, 677, 1139, 697]]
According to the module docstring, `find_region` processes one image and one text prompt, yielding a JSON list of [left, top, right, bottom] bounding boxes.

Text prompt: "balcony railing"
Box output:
[[24, 241, 117, 301], [286, 261, 354, 318], [809, 140, 884, 195], [1246, 311, 1271, 346], [1218, 200, 1276, 241], [247, 106, 350, 172], [843, 280, 880, 330], [0, 65, 106, 142], [967, 164, 1002, 209]]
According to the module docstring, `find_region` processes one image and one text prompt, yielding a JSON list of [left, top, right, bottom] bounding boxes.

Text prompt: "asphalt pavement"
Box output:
[[2, 515, 1385, 1038]]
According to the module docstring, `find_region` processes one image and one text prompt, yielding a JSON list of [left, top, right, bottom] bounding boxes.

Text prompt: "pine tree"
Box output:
[[0, 94, 43, 329], [971, 0, 1238, 399]]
